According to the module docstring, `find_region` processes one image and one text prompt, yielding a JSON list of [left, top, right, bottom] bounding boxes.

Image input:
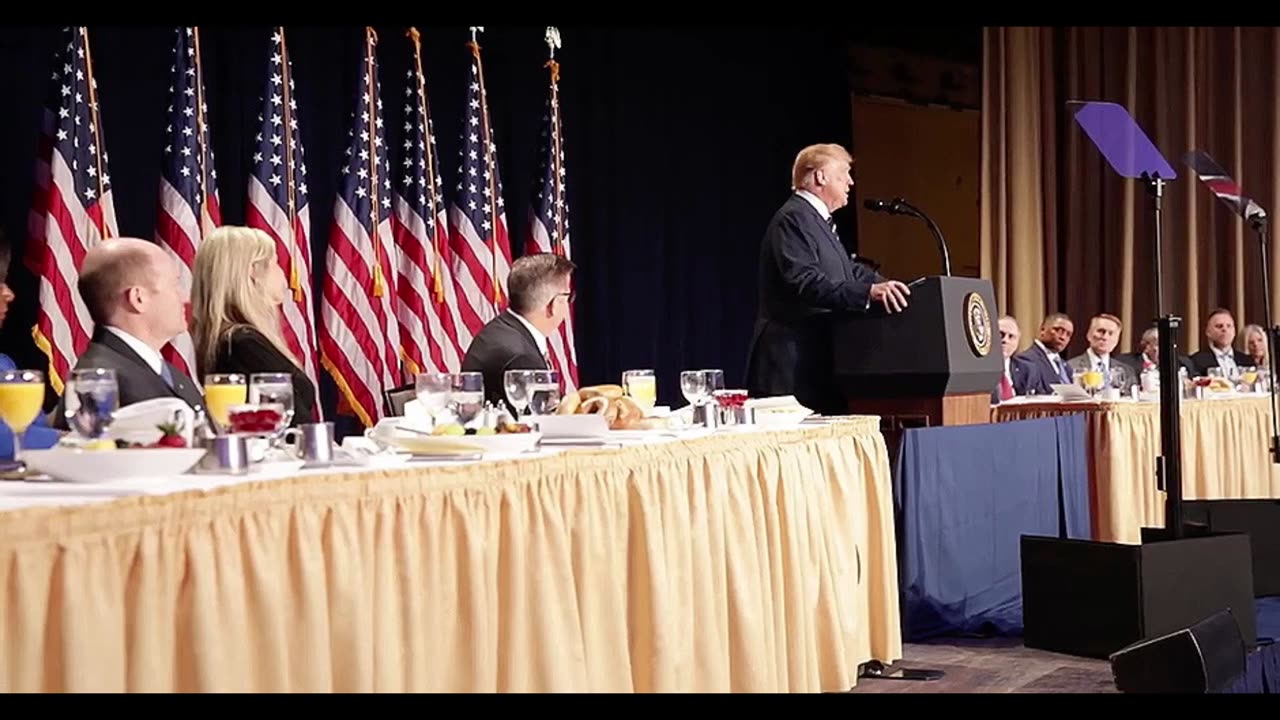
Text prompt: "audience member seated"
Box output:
[[1016, 312, 1075, 387], [51, 238, 205, 430], [1067, 313, 1137, 391], [1189, 308, 1252, 376], [462, 253, 575, 414], [1243, 323, 1269, 369], [992, 315, 1051, 402], [1118, 326, 1197, 376], [0, 241, 61, 458], [190, 226, 317, 427]]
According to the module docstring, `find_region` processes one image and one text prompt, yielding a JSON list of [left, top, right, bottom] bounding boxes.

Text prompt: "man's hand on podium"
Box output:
[[870, 280, 910, 313]]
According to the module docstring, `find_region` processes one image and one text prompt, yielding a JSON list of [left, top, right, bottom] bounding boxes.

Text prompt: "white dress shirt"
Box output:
[[1213, 345, 1239, 372], [1036, 340, 1069, 381], [796, 189, 832, 221], [509, 311, 549, 361], [106, 326, 165, 376], [1086, 349, 1112, 374]]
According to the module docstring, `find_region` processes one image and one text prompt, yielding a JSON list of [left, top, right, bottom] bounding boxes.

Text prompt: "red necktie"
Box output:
[[1000, 372, 1014, 401]]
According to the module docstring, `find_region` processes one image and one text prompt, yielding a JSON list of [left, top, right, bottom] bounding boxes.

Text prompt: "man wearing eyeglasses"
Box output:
[[462, 252, 575, 412]]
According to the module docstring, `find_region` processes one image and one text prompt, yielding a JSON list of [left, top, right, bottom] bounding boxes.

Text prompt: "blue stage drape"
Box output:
[[893, 415, 1090, 641]]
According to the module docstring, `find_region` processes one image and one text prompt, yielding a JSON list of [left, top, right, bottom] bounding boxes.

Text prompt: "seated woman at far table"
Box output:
[[190, 226, 317, 428], [0, 240, 61, 459]]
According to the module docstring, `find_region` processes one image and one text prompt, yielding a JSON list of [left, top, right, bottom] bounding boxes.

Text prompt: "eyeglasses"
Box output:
[[556, 290, 576, 304]]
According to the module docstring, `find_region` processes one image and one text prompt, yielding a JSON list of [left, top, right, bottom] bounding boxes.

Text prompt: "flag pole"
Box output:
[[80, 27, 109, 238], [278, 27, 302, 302], [545, 27, 564, 254], [408, 27, 445, 304], [192, 27, 213, 235], [364, 27, 385, 297], [469, 26, 502, 311]]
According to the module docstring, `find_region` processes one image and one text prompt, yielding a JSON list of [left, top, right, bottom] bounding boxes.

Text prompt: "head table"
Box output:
[[0, 418, 901, 693]]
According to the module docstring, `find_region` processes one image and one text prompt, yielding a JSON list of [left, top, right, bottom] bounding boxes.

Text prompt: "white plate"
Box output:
[[23, 447, 207, 484], [366, 422, 541, 456]]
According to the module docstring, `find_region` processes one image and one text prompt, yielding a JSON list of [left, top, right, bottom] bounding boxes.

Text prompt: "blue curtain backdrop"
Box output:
[[0, 26, 855, 421]]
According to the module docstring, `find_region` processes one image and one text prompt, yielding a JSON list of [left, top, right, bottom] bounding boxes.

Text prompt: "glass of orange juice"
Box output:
[[0, 369, 46, 465], [203, 373, 247, 432], [622, 369, 657, 411]]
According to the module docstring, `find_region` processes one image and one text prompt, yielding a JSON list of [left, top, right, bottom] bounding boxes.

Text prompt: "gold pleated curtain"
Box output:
[[982, 26, 1280, 354]]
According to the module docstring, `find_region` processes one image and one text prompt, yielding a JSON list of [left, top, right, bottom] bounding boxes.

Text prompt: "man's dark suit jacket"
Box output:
[[745, 193, 882, 415], [1017, 342, 1073, 388], [1188, 347, 1256, 376], [1115, 350, 1196, 377], [991, 354, 1053, 402], [51, 327, 204, 431], [461, 311, 549, 413]]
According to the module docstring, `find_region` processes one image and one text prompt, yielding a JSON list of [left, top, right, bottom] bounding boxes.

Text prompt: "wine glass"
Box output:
[[203, 373, 247, 433], [0, 369, 46, 468], [415, 372, 453, 427], [249, 372, 295, 438], [680, 370, 710, 407], [64, 367, 119, 439], [504, 369, 536, 417], [450, 372, 485, 427], [622, 369, 657, 411], [526, 369, 562, 416]]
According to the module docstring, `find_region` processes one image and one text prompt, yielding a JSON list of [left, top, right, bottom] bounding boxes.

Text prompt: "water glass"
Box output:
[[504, 369, 537, 417], [527, 369, 562, 416], [701, 369, 726, 393], [450, 372, 485, 426], [681, 370, 711, 407], [65, 367, 118, 439], [249, 372, 295, 433], [415, 372, 453, 426]]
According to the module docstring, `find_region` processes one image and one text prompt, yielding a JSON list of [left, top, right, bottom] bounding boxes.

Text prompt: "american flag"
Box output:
[[447, 32, 512, 340], [245, 27, 321, 409], [155, 27, 221, 381], [526, 50, 580, 390], [391, 28, 468, 376], [25, 26, 118, 395], [319, 27, 402, 427]]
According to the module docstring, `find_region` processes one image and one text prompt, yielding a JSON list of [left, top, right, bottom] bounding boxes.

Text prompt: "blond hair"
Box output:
[[791, 143, 853, 191], [190, 225, 298, 375]]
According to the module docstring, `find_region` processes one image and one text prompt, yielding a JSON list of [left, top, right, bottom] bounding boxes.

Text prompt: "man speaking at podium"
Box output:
[[745, 143, 912, 415]]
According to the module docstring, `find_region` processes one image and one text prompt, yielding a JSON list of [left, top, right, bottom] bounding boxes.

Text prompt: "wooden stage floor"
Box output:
[[849, 637, 1117, 694]]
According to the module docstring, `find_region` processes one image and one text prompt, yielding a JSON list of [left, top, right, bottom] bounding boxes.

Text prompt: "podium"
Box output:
[[831, 276, 1001, 445]]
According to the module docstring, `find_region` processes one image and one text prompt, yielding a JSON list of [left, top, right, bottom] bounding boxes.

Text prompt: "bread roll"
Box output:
[[579, 396, 610, 415], [606, 396, 645, 430], [579, 384, 624, 401], [557, 391, 582, 415]]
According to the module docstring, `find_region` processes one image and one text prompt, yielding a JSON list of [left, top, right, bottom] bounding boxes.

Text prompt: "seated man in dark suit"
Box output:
[[1067, 313, 1138, 392], [462, 252, 574, 413], [1189, 308, 1254, 376], [1117, 326, 1196, 377], [745, 143, 911, 415], [1016, 312, 1075, 389], [51, 238, 205, 429], [992, 315, 1052, 402]]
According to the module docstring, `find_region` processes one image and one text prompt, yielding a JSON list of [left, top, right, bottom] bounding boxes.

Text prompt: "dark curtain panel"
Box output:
[[0, 26, 853, 420]]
